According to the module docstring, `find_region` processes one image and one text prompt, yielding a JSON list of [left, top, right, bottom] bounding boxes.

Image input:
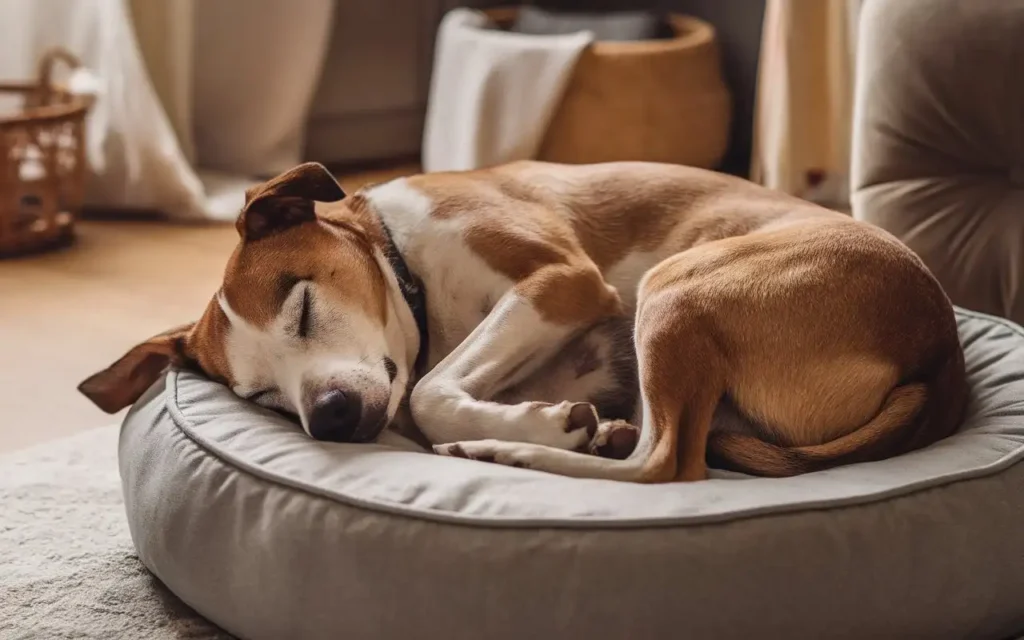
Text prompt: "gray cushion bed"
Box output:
[[120, 307, 1024, 640]]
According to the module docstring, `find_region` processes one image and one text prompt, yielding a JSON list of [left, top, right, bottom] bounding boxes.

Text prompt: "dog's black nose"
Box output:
[[308, 389, 362, 442]]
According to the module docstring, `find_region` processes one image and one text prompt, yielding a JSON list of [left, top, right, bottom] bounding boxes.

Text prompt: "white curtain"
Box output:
[[0, 0, 334, 220], [750, 0, 863, 209]]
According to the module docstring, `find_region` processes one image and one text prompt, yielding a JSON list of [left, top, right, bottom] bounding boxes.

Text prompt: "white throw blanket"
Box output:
[[422, 8, 593, 173]]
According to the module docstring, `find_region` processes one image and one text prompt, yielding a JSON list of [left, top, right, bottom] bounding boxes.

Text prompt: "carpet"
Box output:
[[0, 425, 231, 639]]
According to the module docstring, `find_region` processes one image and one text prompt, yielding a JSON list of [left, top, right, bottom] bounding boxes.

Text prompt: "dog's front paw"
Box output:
[[564, 402, 600, 435], [433, 440, 534, 469], [588, 420, 639, 459], [510, 400, 597, 450]]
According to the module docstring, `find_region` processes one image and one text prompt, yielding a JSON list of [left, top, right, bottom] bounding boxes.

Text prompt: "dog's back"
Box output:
[[416, 161, 969, 479]]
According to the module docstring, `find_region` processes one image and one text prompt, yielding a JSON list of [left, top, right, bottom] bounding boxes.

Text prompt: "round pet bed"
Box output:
[[120, 307, 1024, 640]]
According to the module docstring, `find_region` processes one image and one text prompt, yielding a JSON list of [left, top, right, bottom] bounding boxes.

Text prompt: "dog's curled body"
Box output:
[[78, 160, 968, 482]]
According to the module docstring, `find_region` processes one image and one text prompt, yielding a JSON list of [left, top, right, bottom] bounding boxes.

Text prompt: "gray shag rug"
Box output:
[[0, 425, 231, 639]]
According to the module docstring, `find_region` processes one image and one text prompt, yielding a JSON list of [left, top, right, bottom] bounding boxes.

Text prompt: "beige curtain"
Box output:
[[0, 0, 334, 220], [751, 0, 862, 208]]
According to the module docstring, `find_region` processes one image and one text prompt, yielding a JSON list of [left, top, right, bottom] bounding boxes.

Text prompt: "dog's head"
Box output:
[[78, 163, 420, 443]]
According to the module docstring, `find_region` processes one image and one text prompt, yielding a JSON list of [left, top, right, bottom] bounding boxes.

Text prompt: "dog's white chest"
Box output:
[[364, 178, 515, 368], [420, 249, 514, 367]]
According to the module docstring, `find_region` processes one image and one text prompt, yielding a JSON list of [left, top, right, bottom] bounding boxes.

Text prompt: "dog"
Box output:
[[78, 160, 969, 482]]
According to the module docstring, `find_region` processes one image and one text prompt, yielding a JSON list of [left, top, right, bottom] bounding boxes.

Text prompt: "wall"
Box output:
[[659, 0, 765, 176], [306, 0, 765, 176]]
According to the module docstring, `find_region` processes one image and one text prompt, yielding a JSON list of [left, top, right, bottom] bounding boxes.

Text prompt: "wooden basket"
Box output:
[[484, 8, 732, 168], [0, 48, 92, 257]]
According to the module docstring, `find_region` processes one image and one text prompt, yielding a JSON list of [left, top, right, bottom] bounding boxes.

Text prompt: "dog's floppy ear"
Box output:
[[238, 162, 346, 241], [78, 323, 195, 413]]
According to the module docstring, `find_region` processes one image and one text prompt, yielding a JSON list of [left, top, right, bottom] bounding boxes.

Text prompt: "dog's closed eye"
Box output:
[[298, 286, 312, 339]]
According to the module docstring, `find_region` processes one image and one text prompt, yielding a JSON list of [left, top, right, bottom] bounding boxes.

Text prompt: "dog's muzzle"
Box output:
[[307, 389, 387, 443]]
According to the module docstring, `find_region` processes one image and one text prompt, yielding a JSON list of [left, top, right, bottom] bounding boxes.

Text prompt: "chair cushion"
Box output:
[[851, 0, 1024, 324]]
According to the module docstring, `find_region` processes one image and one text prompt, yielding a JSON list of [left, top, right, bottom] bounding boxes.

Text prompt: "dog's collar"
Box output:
[[378, 218, 429, 375]]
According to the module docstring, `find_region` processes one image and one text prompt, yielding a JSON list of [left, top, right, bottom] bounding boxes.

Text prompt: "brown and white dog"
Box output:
[[78, 160, 969, 482]]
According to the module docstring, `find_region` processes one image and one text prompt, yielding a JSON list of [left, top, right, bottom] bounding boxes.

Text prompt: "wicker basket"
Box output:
[[0, 48, 92, 257], [484, 8, 732, 168]]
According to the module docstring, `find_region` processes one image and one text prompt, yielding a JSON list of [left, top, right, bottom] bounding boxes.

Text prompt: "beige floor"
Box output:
[[0, 165, 416, 453]]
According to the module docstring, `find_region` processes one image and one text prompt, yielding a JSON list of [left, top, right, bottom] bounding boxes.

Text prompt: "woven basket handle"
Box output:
[[37, 47, 83, 91]]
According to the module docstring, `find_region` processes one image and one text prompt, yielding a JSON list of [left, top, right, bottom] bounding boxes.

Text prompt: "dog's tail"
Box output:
[[707, 347, 969, 477]]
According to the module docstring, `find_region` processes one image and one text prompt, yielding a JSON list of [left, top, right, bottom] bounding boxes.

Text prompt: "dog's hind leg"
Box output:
[[635, 288, 728, 481]]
